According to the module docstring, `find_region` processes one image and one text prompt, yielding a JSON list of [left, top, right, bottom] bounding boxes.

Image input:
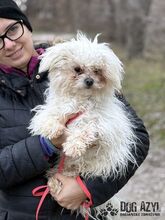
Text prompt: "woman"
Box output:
[[0, 0, 149, 219]]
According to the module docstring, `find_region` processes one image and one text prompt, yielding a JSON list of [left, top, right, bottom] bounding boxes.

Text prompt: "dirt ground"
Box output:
[[117, 143, 165, 220]]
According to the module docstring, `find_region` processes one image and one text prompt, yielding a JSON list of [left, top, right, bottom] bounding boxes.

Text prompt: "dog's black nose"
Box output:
[[84, 78, 94, 88]]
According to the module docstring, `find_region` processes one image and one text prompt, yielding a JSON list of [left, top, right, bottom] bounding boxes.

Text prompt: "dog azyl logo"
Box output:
[[120, 201, 161, 217]]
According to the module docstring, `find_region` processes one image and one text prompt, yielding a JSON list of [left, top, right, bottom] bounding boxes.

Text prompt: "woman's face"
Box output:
[[0, 18, 36, 72]]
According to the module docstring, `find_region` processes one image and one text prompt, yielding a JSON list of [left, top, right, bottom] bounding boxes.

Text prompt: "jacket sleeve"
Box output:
[[84, 94, 150, 207], [0, 135, 57, 189]]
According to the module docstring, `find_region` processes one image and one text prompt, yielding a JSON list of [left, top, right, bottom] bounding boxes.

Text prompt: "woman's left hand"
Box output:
[[49, 173, 87, 210]]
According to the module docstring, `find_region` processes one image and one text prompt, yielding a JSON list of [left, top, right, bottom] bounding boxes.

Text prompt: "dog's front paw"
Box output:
[[42, 122, 65, 139], [48, 177, 62, 197], [63, 140, 87, 158], [52, 124, 65, 139]]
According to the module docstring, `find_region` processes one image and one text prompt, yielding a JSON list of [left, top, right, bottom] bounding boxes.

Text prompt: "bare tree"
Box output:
[[23, 0, 165, 59], [114, 0, 152, 58], [126, 0, 152, 58], [144, 0, 165, 59]]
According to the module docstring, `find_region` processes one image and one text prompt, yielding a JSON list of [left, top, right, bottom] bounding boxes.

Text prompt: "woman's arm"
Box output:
[[0, 135, 58, 189]]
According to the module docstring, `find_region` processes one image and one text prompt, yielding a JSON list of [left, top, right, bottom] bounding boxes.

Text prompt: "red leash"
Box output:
[[76, 176, 93, 220], [32, 185, 49, 220], [32, 154, 66, 220], [32, 111, 92, 220]]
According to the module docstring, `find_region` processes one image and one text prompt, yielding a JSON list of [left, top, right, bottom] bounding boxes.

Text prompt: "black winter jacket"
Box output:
[[0, 51, 149, 220]]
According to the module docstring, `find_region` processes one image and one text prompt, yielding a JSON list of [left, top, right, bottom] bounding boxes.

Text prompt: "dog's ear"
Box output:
[[38, 45, 64, 73], [104, 47, 124, 91], [108, 58, 124, 91], [38, 47, 56, 73], [38, 44, 71, 74]]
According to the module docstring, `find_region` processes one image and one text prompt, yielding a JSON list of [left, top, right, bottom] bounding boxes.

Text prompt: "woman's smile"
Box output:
[[6, 47, 23, 60]]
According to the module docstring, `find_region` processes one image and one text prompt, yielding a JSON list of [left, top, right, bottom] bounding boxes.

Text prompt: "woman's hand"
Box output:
[[49, 173, 87, 210]]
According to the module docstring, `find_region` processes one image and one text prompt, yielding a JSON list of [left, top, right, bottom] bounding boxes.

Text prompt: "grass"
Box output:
[[111, 44, 165, 148], [121, 57, 165, 148]]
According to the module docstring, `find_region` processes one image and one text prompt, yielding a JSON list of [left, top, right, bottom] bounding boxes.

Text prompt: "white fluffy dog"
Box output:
[[29, 33, 137, 219]]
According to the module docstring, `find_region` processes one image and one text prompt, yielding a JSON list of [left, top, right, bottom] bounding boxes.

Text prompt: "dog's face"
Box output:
[[62, 59, 107, 91], [39, 33, 124, 96]]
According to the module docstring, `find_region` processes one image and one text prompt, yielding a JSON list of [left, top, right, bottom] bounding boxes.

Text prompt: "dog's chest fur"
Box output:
[[48, 95, 136, 180]]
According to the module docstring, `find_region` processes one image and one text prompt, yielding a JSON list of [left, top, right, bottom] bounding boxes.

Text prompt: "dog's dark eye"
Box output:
[[94, 68, 102, 75], [74, 66, 83, 74]]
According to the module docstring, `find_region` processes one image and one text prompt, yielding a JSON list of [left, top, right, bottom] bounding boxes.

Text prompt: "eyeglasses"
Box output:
[[0, 20, 24, 50]]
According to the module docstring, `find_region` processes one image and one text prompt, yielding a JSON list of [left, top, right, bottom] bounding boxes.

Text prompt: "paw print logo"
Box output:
[[106, 202, 113, 211], [100, 209, 108, 217], [110, 208, 118, 216], [96, 209, 108, 219], [95, 202, 119, 219], [106, 202, 119, 216]]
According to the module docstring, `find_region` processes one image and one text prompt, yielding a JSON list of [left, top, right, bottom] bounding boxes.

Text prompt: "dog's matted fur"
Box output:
[[29, 32, 137, 219]]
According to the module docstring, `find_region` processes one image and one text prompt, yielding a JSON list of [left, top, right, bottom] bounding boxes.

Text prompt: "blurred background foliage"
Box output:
[[15, 0, 165, 148]]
